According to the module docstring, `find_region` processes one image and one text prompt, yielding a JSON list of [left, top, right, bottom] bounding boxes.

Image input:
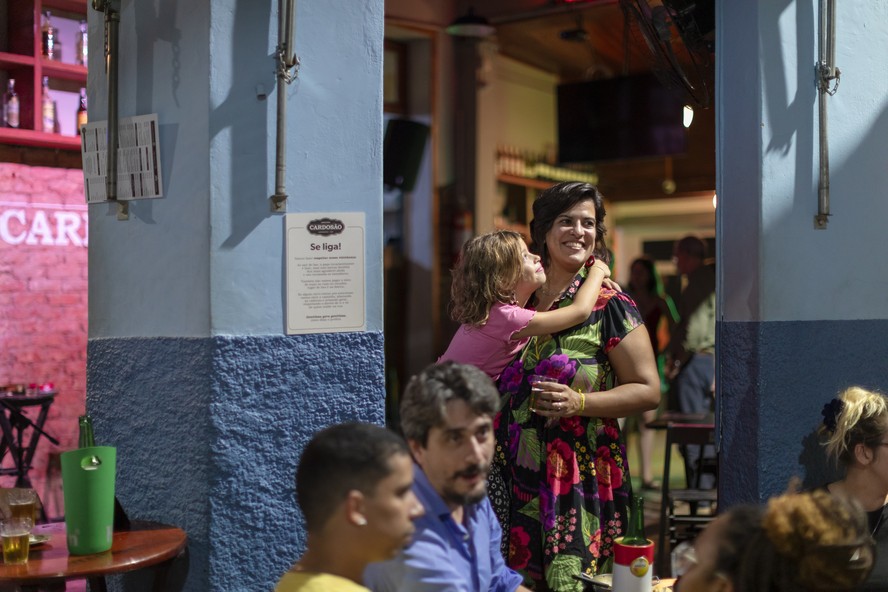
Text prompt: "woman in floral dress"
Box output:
[[492, 182, 660, 591]]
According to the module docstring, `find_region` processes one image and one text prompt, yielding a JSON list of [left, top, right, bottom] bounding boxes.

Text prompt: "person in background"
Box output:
[[674, 488, 874, 592], [667, 235, 716, 489], [364, 362, 532, 592], [275, 423, 425, 592], [494, 182, 661, 590], [626, 256, 679, 491], [818, 386, 888, 591], [439, 229, 611, 381]]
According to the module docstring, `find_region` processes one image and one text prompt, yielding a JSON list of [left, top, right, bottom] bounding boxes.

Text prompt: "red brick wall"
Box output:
[[0, 162, 87, 519]]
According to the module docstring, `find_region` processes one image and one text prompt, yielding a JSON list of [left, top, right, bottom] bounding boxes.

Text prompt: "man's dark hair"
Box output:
[[676, 235, 707, 260], [296, 422, 409, 532], [400, 362, 499, 446]]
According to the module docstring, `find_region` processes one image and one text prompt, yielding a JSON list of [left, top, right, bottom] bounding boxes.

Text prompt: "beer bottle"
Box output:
[[42, 11, 58, 60], [2, 79, 19, 128], [77, 88, 88, 131], [78, 415, 95, 448], [622, 494, 647, 546], [76, 21, 88, 65], [41, 76, 54, 133]]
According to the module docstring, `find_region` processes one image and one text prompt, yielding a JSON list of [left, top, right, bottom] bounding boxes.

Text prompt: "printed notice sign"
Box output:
[[81, 114, 163, 204], [286, 212, 366, 334]]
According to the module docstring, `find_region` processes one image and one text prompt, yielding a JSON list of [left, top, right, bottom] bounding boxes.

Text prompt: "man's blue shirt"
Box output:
[[364, 465, 523, 591]]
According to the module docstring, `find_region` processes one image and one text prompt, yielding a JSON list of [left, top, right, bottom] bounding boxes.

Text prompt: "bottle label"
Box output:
[[6, 98, 19, 128], [43, 100, 55, 133]]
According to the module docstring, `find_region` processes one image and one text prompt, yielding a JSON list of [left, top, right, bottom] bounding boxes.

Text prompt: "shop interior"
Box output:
[[382, 0, 717, 395]]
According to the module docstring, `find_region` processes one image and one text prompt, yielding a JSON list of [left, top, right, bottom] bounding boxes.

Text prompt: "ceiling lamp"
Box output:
[[683, 105, 695, 128], [446, 8, 495, 38]]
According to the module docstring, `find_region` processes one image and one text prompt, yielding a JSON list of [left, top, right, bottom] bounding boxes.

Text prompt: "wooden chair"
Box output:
[[656, 422, 718, 576]]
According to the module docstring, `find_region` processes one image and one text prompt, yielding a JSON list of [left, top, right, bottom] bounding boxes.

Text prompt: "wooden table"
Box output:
[[0, 521, 188, 591]]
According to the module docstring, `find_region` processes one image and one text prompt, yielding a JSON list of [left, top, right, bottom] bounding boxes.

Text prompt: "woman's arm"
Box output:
[[532, 326, 661, 418], [512, 260, 609, 339]]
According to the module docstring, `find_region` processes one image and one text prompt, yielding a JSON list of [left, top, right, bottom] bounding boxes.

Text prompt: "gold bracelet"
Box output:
[[579, 391, 585, 413]]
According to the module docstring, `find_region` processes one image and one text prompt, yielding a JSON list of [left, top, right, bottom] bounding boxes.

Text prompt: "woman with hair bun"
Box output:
[[818, 386, 888, 590], [674, 489, 874, 592]]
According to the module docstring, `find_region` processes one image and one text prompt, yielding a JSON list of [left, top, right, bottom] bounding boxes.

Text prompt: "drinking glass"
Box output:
[[528, 375, 549, 411], [8, 489, 37, 525], [0, 517, 32, 565]]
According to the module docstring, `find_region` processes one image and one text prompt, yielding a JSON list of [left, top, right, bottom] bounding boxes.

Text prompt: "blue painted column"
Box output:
[[717, 0, 888, 506], [86, 1, 385, 590]]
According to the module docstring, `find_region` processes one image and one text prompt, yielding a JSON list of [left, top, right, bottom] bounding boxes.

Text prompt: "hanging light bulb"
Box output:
[[446, 7, 495, 38], [683, 105, 695, 128]]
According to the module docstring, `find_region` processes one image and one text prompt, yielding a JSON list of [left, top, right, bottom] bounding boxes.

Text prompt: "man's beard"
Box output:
[[441, 463, 490, 507]]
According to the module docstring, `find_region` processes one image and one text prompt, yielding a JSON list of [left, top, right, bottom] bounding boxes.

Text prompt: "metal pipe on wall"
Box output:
[[91, 0, 126, 218], [815, 0, 839, 230], [106, 7, 119, 203], [271, 0, 299, 213]]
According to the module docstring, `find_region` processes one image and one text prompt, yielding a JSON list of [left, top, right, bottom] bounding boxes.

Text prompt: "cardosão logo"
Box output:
[[306, 217, 345, 236]]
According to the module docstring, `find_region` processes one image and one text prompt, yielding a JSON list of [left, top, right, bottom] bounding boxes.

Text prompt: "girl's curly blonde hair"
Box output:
[[449, 231, 525, 326], [818, 386, 888, 467]]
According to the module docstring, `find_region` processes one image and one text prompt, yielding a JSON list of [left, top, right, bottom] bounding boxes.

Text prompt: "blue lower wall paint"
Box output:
[[718, 320, 888, 507], [88, 333, 385, 591]]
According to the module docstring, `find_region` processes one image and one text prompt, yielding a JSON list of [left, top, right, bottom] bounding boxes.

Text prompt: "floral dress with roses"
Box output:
[[492, 266, 644, 591]]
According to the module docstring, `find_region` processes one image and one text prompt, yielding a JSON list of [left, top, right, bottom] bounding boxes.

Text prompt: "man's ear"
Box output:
[[408, 438, 425, 467], [345, 489, 368, 526]]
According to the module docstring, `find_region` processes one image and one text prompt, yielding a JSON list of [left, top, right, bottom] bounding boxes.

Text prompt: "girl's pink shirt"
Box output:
[[437, 302, 536, 380]]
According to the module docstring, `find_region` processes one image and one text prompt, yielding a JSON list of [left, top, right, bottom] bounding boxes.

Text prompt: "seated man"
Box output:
[[365, 362, 531, 592], [276, 422, 424, 591]]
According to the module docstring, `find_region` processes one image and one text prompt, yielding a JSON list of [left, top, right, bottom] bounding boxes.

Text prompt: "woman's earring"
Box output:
[[355, 516, 367, 526]]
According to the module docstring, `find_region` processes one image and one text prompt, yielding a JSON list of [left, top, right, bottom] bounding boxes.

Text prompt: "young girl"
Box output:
[[438, 230, 610, 380]]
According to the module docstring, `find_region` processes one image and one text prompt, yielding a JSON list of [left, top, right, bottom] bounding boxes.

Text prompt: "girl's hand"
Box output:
[[532, 381, 582, 418], [602, 278, 622, 292]]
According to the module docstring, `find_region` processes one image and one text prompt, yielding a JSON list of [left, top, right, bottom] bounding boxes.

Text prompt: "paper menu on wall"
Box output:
[[80, 114, 163, 204]]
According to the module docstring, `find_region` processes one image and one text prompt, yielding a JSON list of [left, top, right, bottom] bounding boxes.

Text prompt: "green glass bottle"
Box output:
[[622, 494, 647, 546], [78, 415, 95, 448]]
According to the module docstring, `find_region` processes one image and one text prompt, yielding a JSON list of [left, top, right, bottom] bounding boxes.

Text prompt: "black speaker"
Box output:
[[383, 118, 430, 192]]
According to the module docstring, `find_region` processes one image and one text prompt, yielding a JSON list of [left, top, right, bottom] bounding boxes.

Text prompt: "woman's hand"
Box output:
[[532, 381, 583, 419]]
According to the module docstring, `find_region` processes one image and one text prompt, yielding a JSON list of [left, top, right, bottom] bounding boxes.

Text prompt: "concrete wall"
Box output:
[[718, 0, 888, 505], [87, 1, 385, 590]]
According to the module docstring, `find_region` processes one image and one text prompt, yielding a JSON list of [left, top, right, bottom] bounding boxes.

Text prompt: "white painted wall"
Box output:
[[720, 0, 888, 323], [476, 52, 558, 232]]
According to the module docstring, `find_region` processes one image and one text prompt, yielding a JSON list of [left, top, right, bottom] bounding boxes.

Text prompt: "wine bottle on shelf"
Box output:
[[77, 88, 88, 131], [76, 21, 88, 65], [2, 79, 19, 129], [42, 11, 58, 60], [41, 77, 55, 133], [621, 494, 648, 546]]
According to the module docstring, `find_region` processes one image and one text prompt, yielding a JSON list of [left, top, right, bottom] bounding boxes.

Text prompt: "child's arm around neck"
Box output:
[[512, 259, 608, 339]]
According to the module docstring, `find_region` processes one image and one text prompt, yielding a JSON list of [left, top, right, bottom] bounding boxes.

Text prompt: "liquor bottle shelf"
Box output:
[[0, 127, 81, 150]]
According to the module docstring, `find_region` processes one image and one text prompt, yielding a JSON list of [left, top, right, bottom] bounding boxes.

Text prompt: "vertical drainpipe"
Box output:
[[92, 0, 126, 219], [815, 0, 839, 229], [270, 0, 299, 213]]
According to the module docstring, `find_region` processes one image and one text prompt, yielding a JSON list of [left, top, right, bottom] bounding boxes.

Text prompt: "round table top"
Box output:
[[0, 521, 187, 583], [0, 390, 58, 406]]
